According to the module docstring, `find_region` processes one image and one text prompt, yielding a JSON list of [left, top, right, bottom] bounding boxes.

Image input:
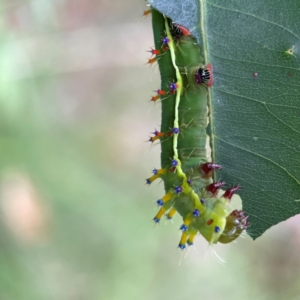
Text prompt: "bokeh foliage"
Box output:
[[0, 1, 300, 299]]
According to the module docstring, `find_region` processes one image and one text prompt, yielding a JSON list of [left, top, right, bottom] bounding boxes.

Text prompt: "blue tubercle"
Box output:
[[178, 243, 186, 250], [172, 127, 179, 134], [214, 226, 221, 233], [170, 83, 177, 91], [193, 209, 200, 217], [157, 199, 164, 206], [180, 224, 188, 231], [174, 186, 183, 194], [171, 159, 178, 167], [162, 36, 170, 45]]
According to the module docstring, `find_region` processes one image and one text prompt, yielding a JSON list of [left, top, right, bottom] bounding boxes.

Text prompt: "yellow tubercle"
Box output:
[[187, 229, 198, 245], [157, 168, 166, 175], [183, 214, 193, 226], [154, 207, 166, 222], [179, 231, 189, 246], [147, 168, 166, 184], [166, 207, 177, 219], [161, 192, 173, 204], [150, 135, 161, 142], [147, 173, 160, 184]]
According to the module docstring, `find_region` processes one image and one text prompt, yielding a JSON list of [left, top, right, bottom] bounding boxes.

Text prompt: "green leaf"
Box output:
[[149, 0, 300, 239]]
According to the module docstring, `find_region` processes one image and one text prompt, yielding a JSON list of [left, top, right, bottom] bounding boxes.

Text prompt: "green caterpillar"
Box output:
[[146, 9, 248, 249]]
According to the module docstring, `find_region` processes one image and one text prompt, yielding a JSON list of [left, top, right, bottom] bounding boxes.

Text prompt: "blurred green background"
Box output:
[[0, 1, 300, 299]]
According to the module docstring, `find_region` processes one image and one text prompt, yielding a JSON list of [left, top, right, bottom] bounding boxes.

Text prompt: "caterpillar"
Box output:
[[145, 8, 249, 249]]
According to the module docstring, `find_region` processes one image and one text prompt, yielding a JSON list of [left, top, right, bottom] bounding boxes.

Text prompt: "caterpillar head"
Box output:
[[218, 210, 249, 244], [196, 186, 247, 244]]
